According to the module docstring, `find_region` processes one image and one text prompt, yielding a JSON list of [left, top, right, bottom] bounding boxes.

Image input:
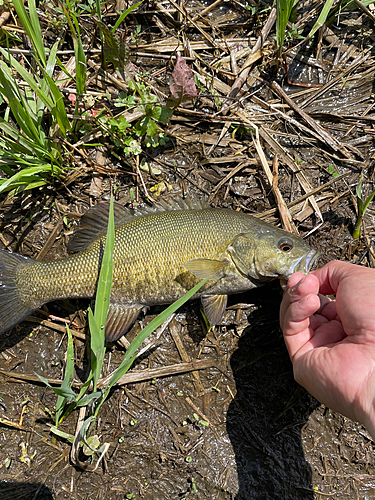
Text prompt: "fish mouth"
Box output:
[[288, 249, 320, 276]]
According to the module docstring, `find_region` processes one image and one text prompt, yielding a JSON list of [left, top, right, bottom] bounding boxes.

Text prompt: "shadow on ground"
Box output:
[[0, 480, 53, 500], [227, 284, 318, 499]]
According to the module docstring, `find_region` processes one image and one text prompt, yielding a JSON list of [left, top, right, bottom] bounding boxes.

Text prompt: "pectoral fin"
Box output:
[[201, 294, 228, 326], [105, 304, 142, 342], [184, 259, 227, 280]]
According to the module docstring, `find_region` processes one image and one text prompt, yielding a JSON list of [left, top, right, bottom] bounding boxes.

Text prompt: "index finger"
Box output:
[[279, 273, 318, 325], [311, 260, 369, 295]]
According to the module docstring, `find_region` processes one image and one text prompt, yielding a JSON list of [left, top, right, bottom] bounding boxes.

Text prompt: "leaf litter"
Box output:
[[0, 0, 375, 499]]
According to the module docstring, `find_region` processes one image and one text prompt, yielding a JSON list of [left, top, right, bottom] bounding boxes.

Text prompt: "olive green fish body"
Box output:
[[0, 200, 318, 341]]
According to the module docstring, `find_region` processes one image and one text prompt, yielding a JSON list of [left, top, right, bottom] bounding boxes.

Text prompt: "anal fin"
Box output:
[[105, 304, 142, 342], [201, 294, 228, 326]]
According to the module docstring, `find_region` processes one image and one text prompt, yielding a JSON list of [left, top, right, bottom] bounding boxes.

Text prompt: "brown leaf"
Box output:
[[167, 56, 198, 108]]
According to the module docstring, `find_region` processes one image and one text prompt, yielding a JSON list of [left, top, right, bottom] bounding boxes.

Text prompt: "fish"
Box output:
[[0, 197, 318, 342]]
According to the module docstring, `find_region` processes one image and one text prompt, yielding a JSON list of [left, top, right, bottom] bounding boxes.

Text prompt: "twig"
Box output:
[[0, 416, 31, 432], [185, 396, 212, 426], [168, 0, 225, 51], [299, 51, 370, 109], [0, 358, 214, 389], [169, 319, 205, 392], [133, 314, 175, 359], [255, 172, 351, 219], [25, 316, 86, 340], [206, 8, 276, 155], [36, 221, 63, 261], [353, 0, 375, 24], [224, 7, 277, 107], [257, 125, 323, 222], [135, 155, 153, 202], [98, 358, 214, 388], [268, 80, 352, 159], [192, 0, 222, 21], [271, 155, 299, 235], [207, 161, 250, 202]]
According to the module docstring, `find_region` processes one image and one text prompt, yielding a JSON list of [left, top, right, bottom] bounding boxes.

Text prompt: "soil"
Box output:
[[1, 1, 375, 499]]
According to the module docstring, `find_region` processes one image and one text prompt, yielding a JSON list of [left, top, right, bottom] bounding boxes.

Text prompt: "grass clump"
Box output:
[[0, 0, 71, 195], [276, 0, 299, 56], [0, 0, 173, 196], [276, 0, 375, 57], [352, 173, 375, 239]]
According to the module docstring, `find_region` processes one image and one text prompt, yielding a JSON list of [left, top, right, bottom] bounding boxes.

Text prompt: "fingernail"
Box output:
[[290, 277, 305, 293]]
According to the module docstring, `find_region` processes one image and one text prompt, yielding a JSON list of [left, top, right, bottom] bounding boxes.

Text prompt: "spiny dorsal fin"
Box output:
[[67, 202, 135, 252], [68, 195, 210, 252]]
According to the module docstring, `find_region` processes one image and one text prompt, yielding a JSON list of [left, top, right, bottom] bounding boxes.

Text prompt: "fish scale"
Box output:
[[0, 199, 318, 342]]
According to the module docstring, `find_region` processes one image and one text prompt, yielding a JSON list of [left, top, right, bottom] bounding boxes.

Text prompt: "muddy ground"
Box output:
[[1, 0, 375, 499]]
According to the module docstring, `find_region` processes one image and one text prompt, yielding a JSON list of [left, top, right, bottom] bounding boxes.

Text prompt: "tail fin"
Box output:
[[0, 249, 37, 335]]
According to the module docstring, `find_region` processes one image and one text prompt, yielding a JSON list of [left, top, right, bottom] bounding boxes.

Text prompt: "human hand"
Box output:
[[280, 260, 375, 438]]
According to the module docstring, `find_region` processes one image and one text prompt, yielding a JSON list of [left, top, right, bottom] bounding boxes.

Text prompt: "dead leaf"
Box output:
[[167, 56, 198, 108]]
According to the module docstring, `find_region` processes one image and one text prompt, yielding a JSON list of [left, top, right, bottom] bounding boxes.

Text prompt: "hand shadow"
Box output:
[[226, 283, 318, 499], [0, 480, 53, 500]]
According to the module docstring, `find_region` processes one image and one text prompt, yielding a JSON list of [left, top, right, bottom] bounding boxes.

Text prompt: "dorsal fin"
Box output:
[[67, 202, 135, 252], [68, 195, 210, 252]]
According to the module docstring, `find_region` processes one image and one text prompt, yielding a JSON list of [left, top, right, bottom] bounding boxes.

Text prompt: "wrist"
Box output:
[[354, 376, 375, 441], [359, 407, 375, 441]]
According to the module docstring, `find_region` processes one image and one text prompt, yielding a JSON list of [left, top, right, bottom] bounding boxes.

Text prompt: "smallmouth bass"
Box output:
[[0, 197, 318, 341]]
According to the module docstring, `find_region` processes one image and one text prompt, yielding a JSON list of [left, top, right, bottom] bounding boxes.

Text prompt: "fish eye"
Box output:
[[278, 238, 293, 252]]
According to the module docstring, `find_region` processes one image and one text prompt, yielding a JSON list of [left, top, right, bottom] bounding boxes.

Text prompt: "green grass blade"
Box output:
[[94, 197, 114, 326], [75, 392, 102, 407], [0, 120, 60, 162], [36, 373, 77, 401], [0, 163, 14, 176], [45, 41, 59, 79], [326, 0, 355, 25], [12, 0, 46, 66], [0, 48, 56, 110], [0, 52, 53, 126], [356, 172, 363, 200], [77, 377, 93, 401], [0, 61, 43, 145], [106, 277, 209, 391], [95, 0, 102, 21], [90, 196, 115, 391], [307, 0, 335, 39], [28, 0, 46, 64], [112, 1, 143, 32], [55, 325, 75, 425], [61, 6, 87, 95], [71, 13, 87, 95], [363, 188, 375, 212], [0, 119, 42, 152], [0, 165, 55, 194], [276, 0, 298, 56], [0, 47, 70, 137], [50, 427, 75, 442], [42, 71, 71, 135]]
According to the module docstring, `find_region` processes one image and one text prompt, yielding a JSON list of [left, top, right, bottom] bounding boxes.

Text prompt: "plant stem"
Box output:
[[353, 214, 363, 239]]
